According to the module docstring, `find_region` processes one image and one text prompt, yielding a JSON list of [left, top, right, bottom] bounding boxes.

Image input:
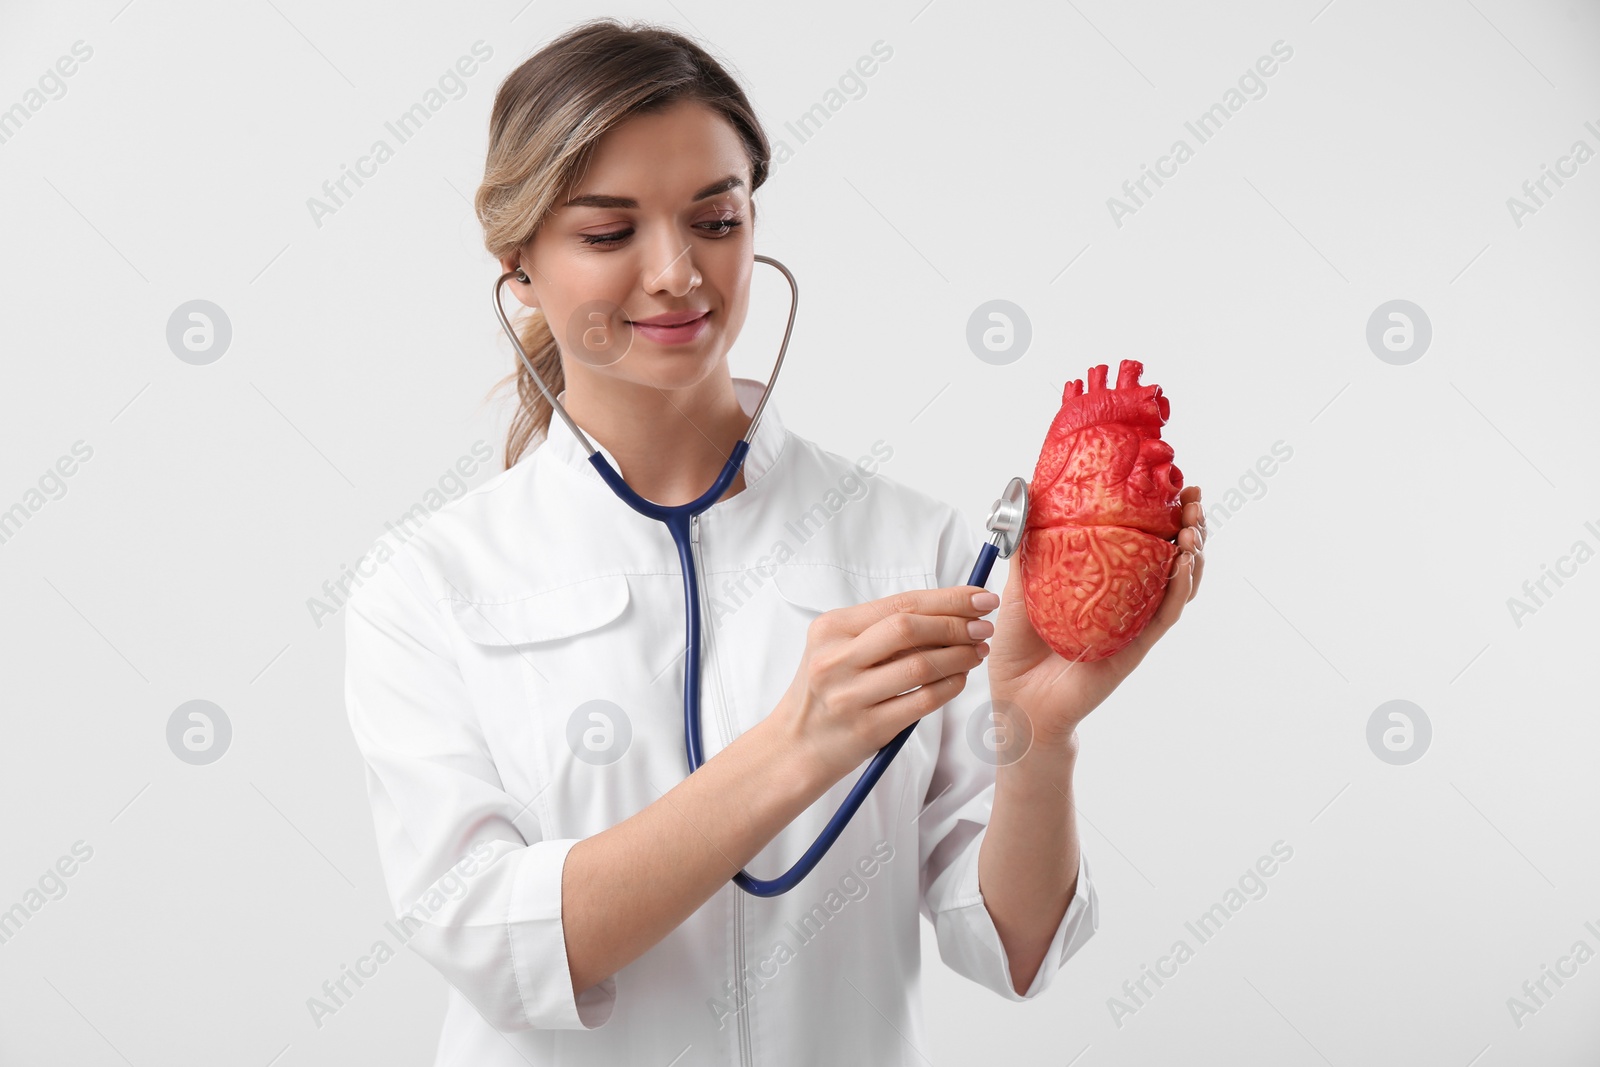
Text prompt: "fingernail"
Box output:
[[971, 591, 1000, 611], [967, 619, 994, 640], [975, 641, 990, 658]]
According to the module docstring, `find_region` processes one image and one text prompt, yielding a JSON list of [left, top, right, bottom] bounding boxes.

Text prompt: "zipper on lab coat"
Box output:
[[690, 512, 754, 1067]]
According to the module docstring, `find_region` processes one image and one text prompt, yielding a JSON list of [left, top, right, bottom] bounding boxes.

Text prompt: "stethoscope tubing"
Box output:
[[491, 256, 999, 896]]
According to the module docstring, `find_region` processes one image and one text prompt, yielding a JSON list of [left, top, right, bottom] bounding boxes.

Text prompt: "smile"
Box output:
[[628, 311, 710, 345]]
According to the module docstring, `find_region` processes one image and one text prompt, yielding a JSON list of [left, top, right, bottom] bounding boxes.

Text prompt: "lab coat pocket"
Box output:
[[448, 575, 659, 835], [770, 564, 929, 615], [449, 576, 630, 646]]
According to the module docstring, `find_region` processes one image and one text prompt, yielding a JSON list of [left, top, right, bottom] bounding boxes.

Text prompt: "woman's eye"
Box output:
[[578, 217, 743, 247]]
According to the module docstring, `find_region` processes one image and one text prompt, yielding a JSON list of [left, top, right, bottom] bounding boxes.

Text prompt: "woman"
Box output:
[[344, 17, 1206, 1066]]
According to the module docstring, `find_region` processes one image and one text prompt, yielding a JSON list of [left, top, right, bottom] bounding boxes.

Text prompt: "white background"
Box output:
[[1, 0, 1597, 1064]]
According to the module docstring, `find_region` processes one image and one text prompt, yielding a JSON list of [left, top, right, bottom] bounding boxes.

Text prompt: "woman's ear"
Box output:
[[499, 255, 538, 310]]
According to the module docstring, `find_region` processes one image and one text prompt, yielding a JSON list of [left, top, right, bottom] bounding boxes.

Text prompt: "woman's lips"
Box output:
[[630, 311, 710, 345]]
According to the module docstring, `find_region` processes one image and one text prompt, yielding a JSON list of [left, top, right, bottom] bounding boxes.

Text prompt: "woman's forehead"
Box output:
[[572, 105, 750, 201]]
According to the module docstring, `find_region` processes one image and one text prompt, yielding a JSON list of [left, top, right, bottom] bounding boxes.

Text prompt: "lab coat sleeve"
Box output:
[[916, 504, 1101, 1001], [343, 535, 614, 1032]]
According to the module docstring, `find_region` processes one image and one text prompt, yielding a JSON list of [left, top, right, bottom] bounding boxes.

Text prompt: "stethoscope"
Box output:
[[493, 254, 1030, 896]]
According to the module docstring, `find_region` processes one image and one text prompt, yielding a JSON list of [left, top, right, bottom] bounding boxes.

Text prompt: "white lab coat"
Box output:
[[343, 377, 1099, 1066]]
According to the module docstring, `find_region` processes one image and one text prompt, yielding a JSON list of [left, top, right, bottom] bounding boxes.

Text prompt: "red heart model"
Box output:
[[1021, 360, 1184, 663]]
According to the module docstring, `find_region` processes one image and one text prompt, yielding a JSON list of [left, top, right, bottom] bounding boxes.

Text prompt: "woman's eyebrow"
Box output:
[[562, 174, 745, 209]]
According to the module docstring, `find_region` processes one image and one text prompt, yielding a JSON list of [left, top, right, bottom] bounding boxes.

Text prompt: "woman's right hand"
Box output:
[[773, 586, 999, 785]]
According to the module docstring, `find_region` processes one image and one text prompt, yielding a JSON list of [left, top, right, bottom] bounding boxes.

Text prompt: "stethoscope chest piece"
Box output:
[[986, 476, 1029, 559]]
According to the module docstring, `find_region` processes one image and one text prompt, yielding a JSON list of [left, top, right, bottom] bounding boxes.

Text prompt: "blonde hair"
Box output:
[[475, 18, 772, 468]]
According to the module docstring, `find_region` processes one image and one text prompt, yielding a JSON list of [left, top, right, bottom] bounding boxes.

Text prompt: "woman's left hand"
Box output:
[[984, 485, 1206, 746]]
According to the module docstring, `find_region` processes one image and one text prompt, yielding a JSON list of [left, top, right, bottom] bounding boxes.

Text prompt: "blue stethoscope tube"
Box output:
[[593, 448, 1007, 898], [492, 256, 1023, 896]]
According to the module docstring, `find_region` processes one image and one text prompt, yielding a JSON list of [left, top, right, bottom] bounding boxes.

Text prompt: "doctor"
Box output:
[[343, 18, 1206, 1067]]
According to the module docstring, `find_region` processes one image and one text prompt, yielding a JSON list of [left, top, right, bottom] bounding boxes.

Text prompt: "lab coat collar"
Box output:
[[533, 376, 787, 491]]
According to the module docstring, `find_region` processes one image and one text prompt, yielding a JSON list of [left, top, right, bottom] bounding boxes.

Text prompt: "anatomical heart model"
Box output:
[[1021, 360, 1184, 663]]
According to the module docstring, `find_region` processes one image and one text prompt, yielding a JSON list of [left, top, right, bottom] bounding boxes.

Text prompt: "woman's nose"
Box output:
[[642, 228, 701, 297]]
